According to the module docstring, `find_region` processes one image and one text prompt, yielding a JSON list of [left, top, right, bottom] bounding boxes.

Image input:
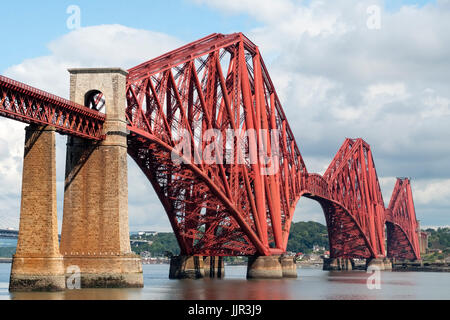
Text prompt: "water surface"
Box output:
[[0, 263, 448, 300]]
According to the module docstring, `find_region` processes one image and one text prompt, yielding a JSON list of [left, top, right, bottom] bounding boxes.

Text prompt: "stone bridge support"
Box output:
[[323, 258, 353, 271], [169, 256, 205, 279], [60, 68, 143, 288], [204, 256, 225, 278], [247, 256, 283, 279], [9, 125, 65, 291]]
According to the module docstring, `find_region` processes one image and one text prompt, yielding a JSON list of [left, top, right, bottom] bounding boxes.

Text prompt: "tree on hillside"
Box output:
[[426, 227, 450, 249], [286, 221, 329, 254]]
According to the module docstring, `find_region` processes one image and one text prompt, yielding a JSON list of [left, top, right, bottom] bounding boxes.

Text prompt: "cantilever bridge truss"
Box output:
[[0, 33, 421, 260]]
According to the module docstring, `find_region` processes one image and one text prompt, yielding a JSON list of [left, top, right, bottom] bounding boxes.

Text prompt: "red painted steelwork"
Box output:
[[0, 75, 105, 140], [126, 33, 305, 256], [126, 33, 419, 258], [321, 138, 386, 258], [0, 33, 421, 260], [386, 178, 421, 260]]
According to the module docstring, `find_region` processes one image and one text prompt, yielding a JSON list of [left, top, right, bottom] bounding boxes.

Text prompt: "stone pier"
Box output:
[[323, 258, 353, 271], [247, 256, 283, 279], [366, 258, 385, 271], [280, 256, 298, 278], [9, 125, 65, 292], [60, 68, 143, 288], [203, 256, 225, 278], [169, 256, 205, 279], [383, 258, 393, 270]]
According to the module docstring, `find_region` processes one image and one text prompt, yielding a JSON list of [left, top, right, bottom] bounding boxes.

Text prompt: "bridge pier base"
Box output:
[[280, 256, 298, 278], [9, 125, 65, 292], [63, 255, 143, 288], [203, 256, 225, 278], [323, 258, 353, 271], [169, 256, 205, 279], [60, 68, 143, 288], [366, 258, 385, 271], [383, 258, 393, 270], [247, 256, 283, 279]]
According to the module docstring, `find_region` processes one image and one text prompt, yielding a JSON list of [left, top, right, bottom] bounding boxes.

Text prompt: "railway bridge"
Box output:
[[0, 33, 421, 291]]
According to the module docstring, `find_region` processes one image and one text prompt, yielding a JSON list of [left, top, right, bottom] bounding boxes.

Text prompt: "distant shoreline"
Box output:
[[393, 262, 450, 272], [0, 258, 12, 263]]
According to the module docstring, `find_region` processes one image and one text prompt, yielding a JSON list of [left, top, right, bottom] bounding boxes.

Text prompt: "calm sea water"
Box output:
[[0, 239, 17, 247], [0, 263, 449, 300]]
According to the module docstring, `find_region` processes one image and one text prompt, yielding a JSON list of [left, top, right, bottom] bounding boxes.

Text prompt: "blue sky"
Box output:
[[0, 0, 436, 72], [384, 0, 436, 11], [0, 0, 448, 230], [0, 0, 256, 72]]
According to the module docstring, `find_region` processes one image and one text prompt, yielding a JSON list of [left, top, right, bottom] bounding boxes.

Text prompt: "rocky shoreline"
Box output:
[[392, 261, 450, 272]]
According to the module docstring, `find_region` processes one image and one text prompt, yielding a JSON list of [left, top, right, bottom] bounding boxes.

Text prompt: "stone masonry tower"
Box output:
[[60, 68, 143, 288], [9, 125, 66, 291]]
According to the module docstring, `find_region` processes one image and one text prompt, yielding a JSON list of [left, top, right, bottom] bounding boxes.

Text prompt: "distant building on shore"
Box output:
[[313, 244, 326, 252], [137, 231, 159, 237]]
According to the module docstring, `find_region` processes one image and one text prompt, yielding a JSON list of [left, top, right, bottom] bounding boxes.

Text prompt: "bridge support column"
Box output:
[[366, 258, 385, 271], [60, 68, 143, 288], [9, 125, 65, 292], [203, 256, 225, 278], [323, 258, 353, 271], [169, 256, 205, 279], [383, 258, 393, 270], [280, 256, 298, 278], [342, 258, 353, 270], [323, 258, 339, 271], [247, 256, 283, 279]]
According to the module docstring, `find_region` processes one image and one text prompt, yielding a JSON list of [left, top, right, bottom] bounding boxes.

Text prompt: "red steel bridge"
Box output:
[[0, 33, 421, 261]]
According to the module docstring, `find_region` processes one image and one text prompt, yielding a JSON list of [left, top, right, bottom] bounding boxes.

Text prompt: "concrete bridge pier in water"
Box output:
[[9, 125, 66, 291], [322, 257, 394, 271], [168, 255, 298, 280], [169, 256, 226, 279], [246, 255, 298, 279]]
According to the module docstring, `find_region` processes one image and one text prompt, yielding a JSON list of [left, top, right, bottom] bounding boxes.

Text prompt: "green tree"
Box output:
[[286, 221, 329, 254], [426, 227, 450, 249], [131, 233, 180, 257]]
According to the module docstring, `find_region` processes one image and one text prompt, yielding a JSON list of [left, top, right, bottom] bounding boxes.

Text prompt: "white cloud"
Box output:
[[0, 121, 25, 230], [365, 82, 409, 102], [4, 24, 182, 98], [414, 179, 450, 206]]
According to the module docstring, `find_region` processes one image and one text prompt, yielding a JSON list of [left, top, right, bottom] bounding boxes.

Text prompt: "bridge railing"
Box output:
[[0, 75, 105, 140]]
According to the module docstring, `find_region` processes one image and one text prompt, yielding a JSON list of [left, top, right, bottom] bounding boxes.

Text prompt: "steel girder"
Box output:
[[126, 33, 306, 256], [303, 174, 375, 259], [386, 178, 421, 260], [302, 140, 384, 259], [125, 34, 420, 259], [321, 138, 387, 258], [0, 75, 105, 140], [0, 34, 421, 260]]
